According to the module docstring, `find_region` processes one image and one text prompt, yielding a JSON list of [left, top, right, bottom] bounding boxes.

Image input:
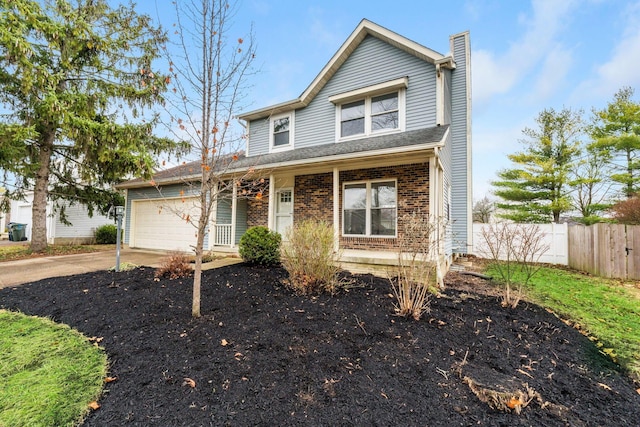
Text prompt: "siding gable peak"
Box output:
[[238, 19, 456, 122]]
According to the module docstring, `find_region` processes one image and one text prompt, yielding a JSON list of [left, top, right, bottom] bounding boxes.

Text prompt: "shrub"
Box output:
[[391, 211, 444, 320], [281, 220, 343, 295], [95, 224, 118, 244], [154, 252, 193, 279], [610, 194, 640, 224], [477, 222, 549, 308], [188, 251, 217, 264], [239, 226, 281, 266]]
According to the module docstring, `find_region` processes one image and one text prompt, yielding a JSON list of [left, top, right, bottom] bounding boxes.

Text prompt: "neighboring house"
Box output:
[[117, 19, 472, 272], [8, 191, 113, 244]]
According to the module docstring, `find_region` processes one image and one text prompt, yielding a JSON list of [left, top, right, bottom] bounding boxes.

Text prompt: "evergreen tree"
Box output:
[[0, 0, 185, 251], [590, 87, 640, 199], [493, 108, 583, 223]]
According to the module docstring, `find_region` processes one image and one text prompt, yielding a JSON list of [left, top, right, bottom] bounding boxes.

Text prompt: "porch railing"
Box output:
[[213, 224, 233, 246]]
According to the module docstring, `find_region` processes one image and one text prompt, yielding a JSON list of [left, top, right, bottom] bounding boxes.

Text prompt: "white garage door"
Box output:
[[131, 198, 200, 252]]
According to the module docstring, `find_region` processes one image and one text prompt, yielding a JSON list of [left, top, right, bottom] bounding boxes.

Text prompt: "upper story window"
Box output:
[[269, 112, 294, 152], [330, 77, 407, 142], [340, 92, 400, 138]]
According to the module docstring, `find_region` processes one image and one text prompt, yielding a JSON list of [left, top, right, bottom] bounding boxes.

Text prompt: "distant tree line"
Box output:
[[476, 87, 640, 225]]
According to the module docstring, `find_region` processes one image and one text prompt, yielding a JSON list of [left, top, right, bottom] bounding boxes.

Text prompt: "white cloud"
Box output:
[[529, 45, 573, 102], [572, 2, 640, 101], [307, 8, 346, 50], [472, 0, 578, 107]]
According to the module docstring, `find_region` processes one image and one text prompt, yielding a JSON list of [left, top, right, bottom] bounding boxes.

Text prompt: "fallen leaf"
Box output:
[[88, 401, 100, 410], [221, 339, 229, 346], [182, 378, 196, 388], [104, 376, 117, 383], [506, 397, 522, 409], [597, 382, 612, 391]]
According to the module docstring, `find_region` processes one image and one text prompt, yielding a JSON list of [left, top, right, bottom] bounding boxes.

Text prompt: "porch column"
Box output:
[[268, 174, 275, 230], [429, 156, 437, 218], [333, 167, 340, 253], [208, 182, 218, 250], [231, 181, 237, 247]]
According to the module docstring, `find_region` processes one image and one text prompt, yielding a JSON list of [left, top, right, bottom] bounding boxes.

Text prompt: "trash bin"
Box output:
[[9, 223, 27, 241]]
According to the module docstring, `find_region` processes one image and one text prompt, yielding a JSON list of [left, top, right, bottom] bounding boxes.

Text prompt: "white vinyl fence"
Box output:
[[472, 223, 568, 265]]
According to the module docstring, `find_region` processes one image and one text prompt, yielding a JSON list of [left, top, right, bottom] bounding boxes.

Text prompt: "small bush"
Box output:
[[188, 251, 217, 264], [95, 224, 118, 244], [281, 220, 343, 295], [477, 222, 549, 308], [391, 211, 443, 320], [154, 252, 193, 279], [239, 226, 282, 266]]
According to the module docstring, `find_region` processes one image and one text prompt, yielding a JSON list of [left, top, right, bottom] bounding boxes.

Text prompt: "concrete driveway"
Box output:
[[0, 246, 241, 288]]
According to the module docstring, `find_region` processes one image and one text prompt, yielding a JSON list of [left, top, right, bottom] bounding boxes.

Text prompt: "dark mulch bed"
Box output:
[[1, 264, 639, 426]]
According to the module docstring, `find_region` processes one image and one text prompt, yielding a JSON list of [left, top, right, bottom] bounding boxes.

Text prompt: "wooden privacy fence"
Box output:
[[568, 224, 640, 280]]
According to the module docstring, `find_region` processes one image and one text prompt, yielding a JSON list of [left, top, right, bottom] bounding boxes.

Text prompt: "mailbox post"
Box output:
[[115, 206, 124, 272]]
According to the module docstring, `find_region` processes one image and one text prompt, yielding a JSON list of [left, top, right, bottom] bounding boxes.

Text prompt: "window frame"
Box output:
[[342, 178, 398, 238], [269, 111, 294, 152], [330, 77, 408, 142]]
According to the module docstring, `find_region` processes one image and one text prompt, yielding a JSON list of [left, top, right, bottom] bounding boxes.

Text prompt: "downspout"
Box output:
[[432, 148, 445, 288]]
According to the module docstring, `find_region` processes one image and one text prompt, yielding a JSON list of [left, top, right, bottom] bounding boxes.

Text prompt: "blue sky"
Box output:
[[139, 0, 640, 200]]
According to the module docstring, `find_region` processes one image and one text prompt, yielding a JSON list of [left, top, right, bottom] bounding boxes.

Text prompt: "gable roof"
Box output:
[[116, 125, 449, 189], [238, 19, 455, 122]]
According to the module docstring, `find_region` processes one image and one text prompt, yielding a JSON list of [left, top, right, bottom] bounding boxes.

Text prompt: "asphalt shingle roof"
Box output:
[[118, 125, 448, 188]]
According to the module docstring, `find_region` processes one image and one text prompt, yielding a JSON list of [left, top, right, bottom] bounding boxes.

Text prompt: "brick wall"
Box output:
[[294, 173, 333, 223], [246, 178, 269, 227], [245, 164, 430, 251], [339, 163, 429, 250]]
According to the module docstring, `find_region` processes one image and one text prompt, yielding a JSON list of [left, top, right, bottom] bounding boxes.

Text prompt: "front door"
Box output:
[[275, 188, 293, 238]]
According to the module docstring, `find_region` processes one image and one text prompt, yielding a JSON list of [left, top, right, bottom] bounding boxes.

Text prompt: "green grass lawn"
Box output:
[[487, 264, 640, 379], [0, 244, 113, 262], [0, 310, 108, 426]]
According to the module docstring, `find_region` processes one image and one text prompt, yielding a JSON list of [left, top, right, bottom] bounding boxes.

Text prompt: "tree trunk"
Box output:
[[191, 191, 209, 318], [30, 132, 54, 252], [192, 255, 202, 318]]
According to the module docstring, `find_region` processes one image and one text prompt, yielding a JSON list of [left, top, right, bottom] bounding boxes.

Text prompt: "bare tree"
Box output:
[[570, 144, 615, 224], [477, 222, 549, 308], [162, 0, 259, 317], [472, 196, 494, 223]]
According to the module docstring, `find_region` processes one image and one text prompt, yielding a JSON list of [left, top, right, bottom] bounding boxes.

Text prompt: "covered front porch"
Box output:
[[210, 149, 450, 277]]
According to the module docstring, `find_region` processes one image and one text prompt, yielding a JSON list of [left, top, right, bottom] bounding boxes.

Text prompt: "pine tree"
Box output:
[[591, 87, 640, 199], [493, 108, 583, 223], [0, 0, 185, 251]]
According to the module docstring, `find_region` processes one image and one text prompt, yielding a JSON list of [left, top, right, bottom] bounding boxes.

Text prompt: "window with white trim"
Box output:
[[339, 91, 401, 139], [269, 112, 294, 151], [343, 180, 397, 237], [329, 77, 408, 141]]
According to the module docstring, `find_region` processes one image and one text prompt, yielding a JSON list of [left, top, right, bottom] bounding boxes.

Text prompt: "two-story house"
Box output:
[[117, 19, 472, 274]]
